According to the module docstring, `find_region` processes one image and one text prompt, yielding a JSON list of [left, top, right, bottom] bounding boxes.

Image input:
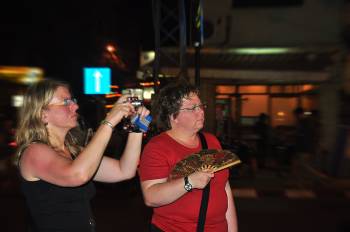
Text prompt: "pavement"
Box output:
[[1, 155, 350, 232], [228, 152, 350, 200]]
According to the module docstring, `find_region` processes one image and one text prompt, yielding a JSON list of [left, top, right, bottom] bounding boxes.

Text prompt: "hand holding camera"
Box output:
[[104, 95, 135, 128], [122, 97, 152, 133]]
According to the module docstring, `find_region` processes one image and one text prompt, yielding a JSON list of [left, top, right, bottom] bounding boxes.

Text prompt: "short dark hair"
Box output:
[[151, 81, 199, 133]]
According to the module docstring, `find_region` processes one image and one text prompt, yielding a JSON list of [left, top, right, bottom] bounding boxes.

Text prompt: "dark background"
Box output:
[[0, 2, 154, 93]]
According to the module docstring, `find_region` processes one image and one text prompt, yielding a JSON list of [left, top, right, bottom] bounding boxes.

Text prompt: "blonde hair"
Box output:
[[16, 79, 82, 160]]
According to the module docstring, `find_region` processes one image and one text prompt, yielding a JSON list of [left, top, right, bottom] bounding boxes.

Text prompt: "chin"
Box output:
[[195, 125, 204, 131], [70, 121, 78, 128]]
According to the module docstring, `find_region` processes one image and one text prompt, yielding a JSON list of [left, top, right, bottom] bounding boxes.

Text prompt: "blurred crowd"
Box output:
[[220, 107, 321, 178]]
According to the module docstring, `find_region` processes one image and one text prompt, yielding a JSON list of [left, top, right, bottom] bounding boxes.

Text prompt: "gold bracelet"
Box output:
[[100, 119, 114, 130]]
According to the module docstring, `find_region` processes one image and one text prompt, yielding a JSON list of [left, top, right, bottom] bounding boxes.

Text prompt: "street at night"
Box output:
[[1, 1, 350, 232]]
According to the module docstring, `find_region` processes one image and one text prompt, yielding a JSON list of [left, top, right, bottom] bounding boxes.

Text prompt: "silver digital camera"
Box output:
[[127, 97, 143, 108], [122, 97, 152, 133]]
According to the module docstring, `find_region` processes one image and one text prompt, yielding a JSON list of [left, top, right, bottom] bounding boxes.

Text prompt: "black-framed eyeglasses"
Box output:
[[49, 98, 78, 107], [179, 103, 207, 112]]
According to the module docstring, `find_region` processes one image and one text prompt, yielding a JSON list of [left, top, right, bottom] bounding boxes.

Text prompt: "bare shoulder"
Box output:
[[22, 143, 54, 159], [20, 143, 57, 168], [20, 143, 73, 181], [19, 143, 55, 180]]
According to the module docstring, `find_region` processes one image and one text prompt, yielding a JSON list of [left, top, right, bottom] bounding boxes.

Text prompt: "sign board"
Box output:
[[84, 67, 111, 94]]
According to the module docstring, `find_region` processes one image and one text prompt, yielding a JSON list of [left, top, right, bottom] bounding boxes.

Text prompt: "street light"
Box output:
[[106, 44, 116, 53]]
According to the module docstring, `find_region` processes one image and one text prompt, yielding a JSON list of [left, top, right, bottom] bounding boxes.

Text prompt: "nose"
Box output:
[[196, 104, 207, 112], [198, 104, 206, 112], [70, 102, 79, 112]]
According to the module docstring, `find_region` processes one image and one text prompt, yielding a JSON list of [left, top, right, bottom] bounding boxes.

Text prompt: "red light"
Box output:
[[8, 141, 17, 147]]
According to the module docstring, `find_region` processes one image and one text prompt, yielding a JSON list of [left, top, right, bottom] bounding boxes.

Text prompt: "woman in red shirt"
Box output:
[[139, 81, 238, 232]]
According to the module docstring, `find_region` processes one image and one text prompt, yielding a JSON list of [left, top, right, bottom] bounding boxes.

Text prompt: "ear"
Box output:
[[169, 114, 178, 125], [41, 109, 49, 124]]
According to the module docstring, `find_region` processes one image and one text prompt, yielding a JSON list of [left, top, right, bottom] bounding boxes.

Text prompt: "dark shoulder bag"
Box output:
[[197, 132, 210, 232]]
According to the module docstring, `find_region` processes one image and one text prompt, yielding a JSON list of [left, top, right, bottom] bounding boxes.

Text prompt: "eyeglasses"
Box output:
[[179, 103, 207, 112], [49, 98, 78, 107]]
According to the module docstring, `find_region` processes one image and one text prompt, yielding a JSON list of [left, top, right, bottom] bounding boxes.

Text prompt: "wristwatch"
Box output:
[[184, 176, 192, 192]]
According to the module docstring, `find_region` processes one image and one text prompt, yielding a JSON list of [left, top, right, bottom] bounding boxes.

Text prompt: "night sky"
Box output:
[[0, 2, 154, 92]]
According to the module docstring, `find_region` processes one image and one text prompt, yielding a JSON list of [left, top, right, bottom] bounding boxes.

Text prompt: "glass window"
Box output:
[[301, 95, 318, 110], [216, 94, 231, 99], [270, 85, 300, 94], [241, 95, 268, 117], [216, 85, 236, 94], [271, 97, 298, 127], [239, 85, 267, 94]]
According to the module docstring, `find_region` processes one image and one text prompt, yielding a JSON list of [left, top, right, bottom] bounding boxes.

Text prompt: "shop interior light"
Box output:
[[228, 48, 291, 55]]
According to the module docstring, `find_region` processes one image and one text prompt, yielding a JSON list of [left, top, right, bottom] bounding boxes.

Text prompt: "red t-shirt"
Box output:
[[139, 132, 229, 232]]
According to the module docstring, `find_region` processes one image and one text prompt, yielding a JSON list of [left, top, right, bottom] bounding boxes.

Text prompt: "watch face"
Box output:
[[184, 182, 192, 191]]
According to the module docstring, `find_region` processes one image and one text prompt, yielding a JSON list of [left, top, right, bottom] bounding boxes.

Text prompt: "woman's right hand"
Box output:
[[188, 170, 214, 190], [104, 95, 135, 127]]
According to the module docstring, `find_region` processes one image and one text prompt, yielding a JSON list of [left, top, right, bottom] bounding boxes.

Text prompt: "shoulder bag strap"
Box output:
[[197, 132, 210, 232]]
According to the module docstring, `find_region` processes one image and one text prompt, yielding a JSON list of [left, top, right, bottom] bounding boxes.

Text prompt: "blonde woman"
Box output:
[[16, 79, 149, 232]]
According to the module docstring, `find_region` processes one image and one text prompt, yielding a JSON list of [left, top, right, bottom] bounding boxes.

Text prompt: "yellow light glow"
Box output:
[[140, 51, 155, 66], [277, 111, 285, 117], [12, 95, 24, 107], [143, 87, 155, 100], [0, 66, 44, 85]]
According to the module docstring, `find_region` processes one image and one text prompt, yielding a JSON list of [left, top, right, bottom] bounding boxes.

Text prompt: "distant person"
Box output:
[[293, 107, 312, 153], [254, 113, 271, 168], [16, 79, 150, 231], [139, 81, 238, 232], [309, 109, 321, 154]]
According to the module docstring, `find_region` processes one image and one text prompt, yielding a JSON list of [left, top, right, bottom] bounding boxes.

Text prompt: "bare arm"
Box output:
[[141, 171, 214, 207], [94, 106, 150, 182], [225, 182, 238, 232], [93, 132, 143, 182], [20, 95, 134, 187]]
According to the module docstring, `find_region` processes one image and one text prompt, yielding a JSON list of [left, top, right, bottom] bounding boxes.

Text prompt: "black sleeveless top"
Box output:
[[21, 176, 96, 232]]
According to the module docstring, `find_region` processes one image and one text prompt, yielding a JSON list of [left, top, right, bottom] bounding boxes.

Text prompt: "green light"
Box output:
[[229, 48, 291, 55]]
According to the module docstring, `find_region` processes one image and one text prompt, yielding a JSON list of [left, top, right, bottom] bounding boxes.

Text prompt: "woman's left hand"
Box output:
[[136, 106, 150, 118]]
